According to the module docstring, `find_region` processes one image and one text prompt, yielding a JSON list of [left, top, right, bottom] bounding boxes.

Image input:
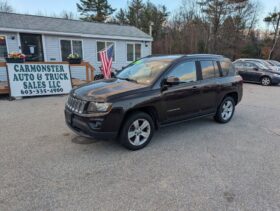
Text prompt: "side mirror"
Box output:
[[164, 76, 180, 86], [253, 67, 259, 71]]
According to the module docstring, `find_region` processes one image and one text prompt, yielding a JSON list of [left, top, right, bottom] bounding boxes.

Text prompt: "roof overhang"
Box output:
[[0, 27, 153, 42]]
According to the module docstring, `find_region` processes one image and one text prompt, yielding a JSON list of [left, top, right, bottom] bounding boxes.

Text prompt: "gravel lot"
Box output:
[[0, 83, 280, 211]]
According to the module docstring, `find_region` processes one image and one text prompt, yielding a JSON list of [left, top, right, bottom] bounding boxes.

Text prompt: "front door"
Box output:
[[161, 60, 201, 123], [245, 64, 263, 82], [20, 33, 44, 62]]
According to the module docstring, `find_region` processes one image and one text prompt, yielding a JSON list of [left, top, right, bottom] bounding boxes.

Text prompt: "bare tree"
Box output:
[[264, 10, 280, 59], [0, 0, 14, 13], [60, 11, 76, 20]]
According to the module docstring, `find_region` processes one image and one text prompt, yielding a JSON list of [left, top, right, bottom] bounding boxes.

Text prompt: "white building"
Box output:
[[0, 12, 153, 81]]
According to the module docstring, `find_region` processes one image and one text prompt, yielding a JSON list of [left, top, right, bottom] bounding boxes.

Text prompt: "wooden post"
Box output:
[[90, 65, 95, 81], [0, 62, 6, 67], [85, 62, 90, 82]]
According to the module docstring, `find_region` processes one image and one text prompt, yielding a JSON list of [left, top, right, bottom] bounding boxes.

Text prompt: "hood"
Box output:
[[268, 65, 280, 72], [72, 78, 148, 102]]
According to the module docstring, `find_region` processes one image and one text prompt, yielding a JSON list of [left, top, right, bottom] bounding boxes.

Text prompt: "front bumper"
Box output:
[[271, 75, 280, 84], [65, 108, 119, 140]]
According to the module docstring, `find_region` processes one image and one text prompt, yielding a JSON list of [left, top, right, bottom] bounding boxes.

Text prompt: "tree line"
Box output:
[[1, 0, 280, 60]]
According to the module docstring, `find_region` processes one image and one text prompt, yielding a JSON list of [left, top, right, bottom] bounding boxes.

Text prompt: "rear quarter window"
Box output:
[[220, 61, 234, 76]]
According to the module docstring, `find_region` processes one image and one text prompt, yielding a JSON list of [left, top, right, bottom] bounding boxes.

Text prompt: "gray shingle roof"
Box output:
[[0, 12, 152, 41]]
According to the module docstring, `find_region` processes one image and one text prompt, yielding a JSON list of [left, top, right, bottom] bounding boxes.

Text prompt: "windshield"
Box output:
[[117, 57, 177, 85], [251, 61, 270, 70], [270, 60, 280, 66]]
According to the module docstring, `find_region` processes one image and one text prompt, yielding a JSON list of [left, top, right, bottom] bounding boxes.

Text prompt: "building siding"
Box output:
[[0, 66, 7, 81], [44, 35, 152, 73], [0, 32, 19, 81], [0, 32, 19, 53]]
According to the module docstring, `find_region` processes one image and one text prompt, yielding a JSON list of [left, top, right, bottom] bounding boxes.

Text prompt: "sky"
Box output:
[[7, 0, 280, 29]]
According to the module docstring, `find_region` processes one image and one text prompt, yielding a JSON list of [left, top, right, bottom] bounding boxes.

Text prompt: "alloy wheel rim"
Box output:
[[128, 119, 151, 146], [262, 78, 270, 86], [221, 100, 233, 121]]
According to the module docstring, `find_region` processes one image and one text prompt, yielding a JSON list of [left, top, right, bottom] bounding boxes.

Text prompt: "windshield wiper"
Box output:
[[118, 77, 138, 83]]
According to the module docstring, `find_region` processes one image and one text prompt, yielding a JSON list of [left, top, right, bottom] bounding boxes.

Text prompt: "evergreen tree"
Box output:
[[126, 0, 145, 28], [77, 0, 116, 22], [114, 0, 168, 39], [115, 9, 128, 24]]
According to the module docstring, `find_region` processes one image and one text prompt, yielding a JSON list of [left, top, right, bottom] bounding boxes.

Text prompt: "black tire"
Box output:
[[214, 96, 235, 124], [119, 112, 154, 150], [261, 76, 271, 86]]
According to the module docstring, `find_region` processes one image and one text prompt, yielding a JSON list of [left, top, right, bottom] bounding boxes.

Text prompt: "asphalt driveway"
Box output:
[[0, 84, 280, 211]]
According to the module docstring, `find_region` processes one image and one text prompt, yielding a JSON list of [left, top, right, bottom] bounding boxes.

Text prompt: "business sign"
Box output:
[[7, 63, 72, 98]]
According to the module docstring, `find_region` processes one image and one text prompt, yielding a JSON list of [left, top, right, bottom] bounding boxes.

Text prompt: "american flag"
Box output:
[[99, 45, 114, 79]]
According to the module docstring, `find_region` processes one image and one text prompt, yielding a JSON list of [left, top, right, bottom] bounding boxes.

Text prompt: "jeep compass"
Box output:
[[65, 54, 243, 150]]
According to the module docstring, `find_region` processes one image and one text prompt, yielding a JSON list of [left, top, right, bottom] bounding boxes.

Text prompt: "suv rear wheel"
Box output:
[[261, 76, 271, 86], [215, 96, 235, 123], [119, 112, 154, 150]]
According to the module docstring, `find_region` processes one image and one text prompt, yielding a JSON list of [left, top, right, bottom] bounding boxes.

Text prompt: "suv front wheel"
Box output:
[[215, 97, 235, 123], [119, 112, 155, 150]]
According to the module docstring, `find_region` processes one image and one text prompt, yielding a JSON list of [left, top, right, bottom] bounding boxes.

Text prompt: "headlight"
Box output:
[[87, 102, 112, 113], [273, 74, 280, 77]]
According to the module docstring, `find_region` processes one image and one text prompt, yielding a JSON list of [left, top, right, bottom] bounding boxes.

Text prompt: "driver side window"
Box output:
[[167, 61, 197, 83]]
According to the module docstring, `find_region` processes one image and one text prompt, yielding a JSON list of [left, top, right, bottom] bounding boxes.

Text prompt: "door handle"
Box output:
[[191, 86, 200, 93]]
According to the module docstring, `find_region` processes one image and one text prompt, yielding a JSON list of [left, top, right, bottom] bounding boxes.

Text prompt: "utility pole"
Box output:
[[149, 22, 154, 37]]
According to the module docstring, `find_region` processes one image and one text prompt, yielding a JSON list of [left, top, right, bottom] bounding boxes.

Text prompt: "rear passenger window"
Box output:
[[233, 61, 244, 68], [200, 61, 216, 80], [168, 61, 197, 83]]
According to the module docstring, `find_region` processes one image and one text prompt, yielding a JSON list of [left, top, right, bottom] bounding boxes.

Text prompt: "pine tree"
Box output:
[[114, 0, 168, 39], [77, 0, 116, 22], [126, 0, 145, 28], [115, 9, 128, 25]]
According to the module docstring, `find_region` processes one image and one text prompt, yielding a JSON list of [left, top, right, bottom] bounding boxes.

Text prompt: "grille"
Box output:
[[66, 96, 87, 114]]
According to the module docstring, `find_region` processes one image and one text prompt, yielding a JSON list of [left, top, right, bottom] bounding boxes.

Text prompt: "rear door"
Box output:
[[198, 60, 220, 114]]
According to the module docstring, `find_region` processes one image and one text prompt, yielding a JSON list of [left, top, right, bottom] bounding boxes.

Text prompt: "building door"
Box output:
[[20, 33, 44, 62]]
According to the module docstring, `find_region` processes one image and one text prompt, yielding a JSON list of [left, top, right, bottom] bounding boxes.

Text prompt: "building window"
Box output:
[[97, 41, 115, 62], [127, 43, 141, 62], [60, 39, 83, 61], [0, 35, 8, 62]]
